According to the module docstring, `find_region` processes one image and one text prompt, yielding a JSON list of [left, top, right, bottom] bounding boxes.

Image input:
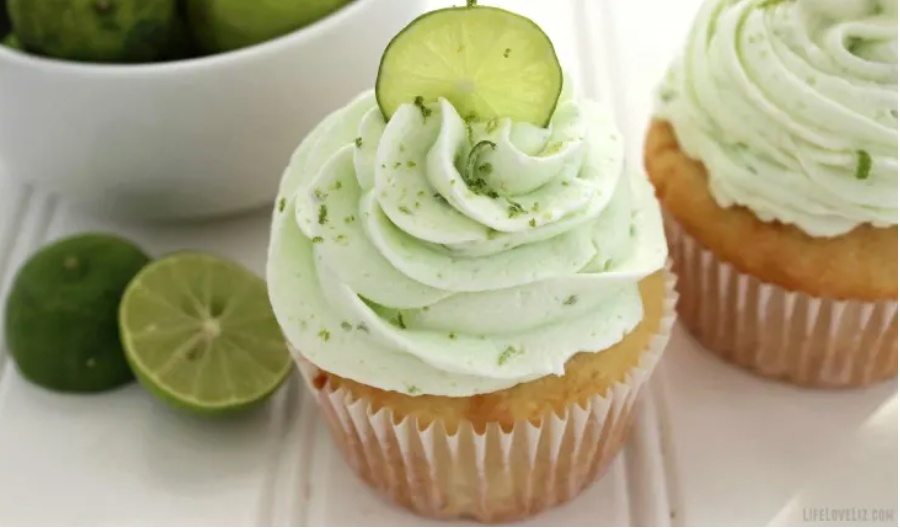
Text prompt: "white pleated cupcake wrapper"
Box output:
[[291, 270, 677, 522], [665, 217, 898, 388]]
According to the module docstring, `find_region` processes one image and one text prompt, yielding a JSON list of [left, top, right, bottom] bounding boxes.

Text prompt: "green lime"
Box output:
[[119, 252, 292, 415], [4, 233, 151, 393], [3, 33, 23, 50], [376, 3, 563, 127], [7, 0, 177, 63], [185, 0, 351, 55]]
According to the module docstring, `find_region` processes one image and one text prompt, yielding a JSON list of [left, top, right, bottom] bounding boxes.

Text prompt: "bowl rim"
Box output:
[[0, 0, 382, 76]]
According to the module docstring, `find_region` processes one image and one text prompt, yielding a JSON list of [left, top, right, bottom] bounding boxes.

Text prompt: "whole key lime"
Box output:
[[7, 0, 178, 63], [4, 233, 151, 393], [186, 0, 351, 54]]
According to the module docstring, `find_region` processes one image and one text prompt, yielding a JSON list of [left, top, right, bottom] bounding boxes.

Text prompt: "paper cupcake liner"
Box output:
[[291, 272, 677, 522], [665, 217, 898, 388]]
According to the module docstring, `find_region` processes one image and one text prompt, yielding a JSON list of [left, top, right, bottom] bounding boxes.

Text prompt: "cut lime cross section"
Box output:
[[119, 252, 292, 415], [376, 5, 563, 127]]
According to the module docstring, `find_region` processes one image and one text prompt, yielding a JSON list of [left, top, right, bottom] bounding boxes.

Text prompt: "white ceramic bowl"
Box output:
[[0, 0, 423, 221]]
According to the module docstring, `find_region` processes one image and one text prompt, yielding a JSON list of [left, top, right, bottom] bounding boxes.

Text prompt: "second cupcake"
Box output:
[[646, 0, 897, 387]]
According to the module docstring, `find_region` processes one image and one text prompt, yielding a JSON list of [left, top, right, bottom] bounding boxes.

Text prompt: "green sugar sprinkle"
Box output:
[[341, 321, 353, 331], [318, 328, 331, 342], [407, 160, 417, 168], [413, 95, 433, 121], [354, 137, 363, 148], [312, 236, 324, 244], [318, 204, 328, 225], [855, 150, 872, 180], [563, 295, 578, 306], [277, 197, 286, 212]]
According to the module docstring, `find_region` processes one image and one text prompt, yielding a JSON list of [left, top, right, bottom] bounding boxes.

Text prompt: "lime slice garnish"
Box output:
[[119, 252, 292, 414], [375, 3, 563, 127], [4, 233, 150, 393]]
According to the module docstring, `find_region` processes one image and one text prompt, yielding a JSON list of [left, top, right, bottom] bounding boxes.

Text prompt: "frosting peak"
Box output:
[[657, 0, 898, 237], [268, 82, 666, 396]]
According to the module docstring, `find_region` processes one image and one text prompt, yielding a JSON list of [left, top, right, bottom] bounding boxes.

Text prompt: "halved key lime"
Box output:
[[375, 2, 562, 127], [119, 252, 292, 415]]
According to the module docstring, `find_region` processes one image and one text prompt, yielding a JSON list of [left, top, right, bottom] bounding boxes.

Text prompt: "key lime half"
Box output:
[[119, 252, 292, 415], [375, 3, 562, 127]]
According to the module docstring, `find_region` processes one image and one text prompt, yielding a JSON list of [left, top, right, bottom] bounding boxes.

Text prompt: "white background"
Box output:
[[0, 0, 896, 526]]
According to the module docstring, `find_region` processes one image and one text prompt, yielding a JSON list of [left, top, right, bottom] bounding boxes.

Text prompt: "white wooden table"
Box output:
[[0, 1, 896, 526]]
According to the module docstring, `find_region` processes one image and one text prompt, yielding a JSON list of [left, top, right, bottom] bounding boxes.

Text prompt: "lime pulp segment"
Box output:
[[119, 252, 292, 413], [376, 6, 563, 127]]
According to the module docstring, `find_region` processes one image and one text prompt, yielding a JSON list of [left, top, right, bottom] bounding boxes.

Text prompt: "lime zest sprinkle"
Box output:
[[318, 328, 331, 342], [448, 332, 457, 339], [318, 205, 328, 225], [433, 192, 449, 206], [529, 218, 537, 227], [341, 321, 353, 331], [406, 384, 421, 394], [563, 295, 577, 306], [503, 48, 511, 58], [277, 197, 286, 212], [407, 160, 417, 168], [356, 322, 370, 333], [392, 313, 407, 329], [312, 236, 324, 244], [855, 150, 872, 180], [498, 346, 520, 366], [314, 188, 326, 201], [413, 96, 433, 121], [393, 162, 402, 169], [507, 199, 526, 218], [758, 0, 790, 8], [399, 205, 412, 215], [344, 215, 355, 223], [354, 137, 363, 148], [332, 180, 343, 191]]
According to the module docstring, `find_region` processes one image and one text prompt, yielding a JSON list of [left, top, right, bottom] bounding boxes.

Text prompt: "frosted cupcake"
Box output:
[[267, 2, 674, 522], [646, 0, 897, 387]]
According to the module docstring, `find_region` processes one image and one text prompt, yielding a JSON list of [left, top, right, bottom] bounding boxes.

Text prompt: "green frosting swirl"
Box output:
[[658, 0, 898, 237], [267, 79, 667, 396]]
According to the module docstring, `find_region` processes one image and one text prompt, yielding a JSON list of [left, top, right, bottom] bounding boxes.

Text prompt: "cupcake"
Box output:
[[267, 2, 674, 522], [646, 0, 897, 387]]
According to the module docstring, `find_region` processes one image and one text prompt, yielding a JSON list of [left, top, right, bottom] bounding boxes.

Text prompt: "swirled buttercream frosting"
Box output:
[[267, 79, 667, 396], [657, 0, 898, 237]]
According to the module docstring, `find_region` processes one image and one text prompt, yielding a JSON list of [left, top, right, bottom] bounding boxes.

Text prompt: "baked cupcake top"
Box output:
[[657, 0, 898, 237], [266, 79, 667, 396]]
